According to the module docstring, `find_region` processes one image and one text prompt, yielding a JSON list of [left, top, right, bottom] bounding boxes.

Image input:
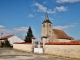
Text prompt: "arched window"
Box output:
[[43, 24, 45, 27], [49, 31, 51, 33], [49, 24, 51, 27]]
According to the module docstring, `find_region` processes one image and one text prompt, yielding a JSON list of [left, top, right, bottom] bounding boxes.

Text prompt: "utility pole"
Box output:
[[1, 33, 3, 38]]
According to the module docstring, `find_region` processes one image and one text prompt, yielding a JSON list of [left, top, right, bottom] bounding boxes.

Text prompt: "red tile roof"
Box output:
[[14, 42, 31, 44], [0, 35, 14, 40], [45, 41, 80, 45], [53, 29, 74, 40]]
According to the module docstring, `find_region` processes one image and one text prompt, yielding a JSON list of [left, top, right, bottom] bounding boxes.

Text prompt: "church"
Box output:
[[41, 13, 74, 42]]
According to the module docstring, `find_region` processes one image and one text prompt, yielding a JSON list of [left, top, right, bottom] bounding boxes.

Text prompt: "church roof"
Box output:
[[53, 29, 74, 40], [42, 13, 52, 24], [68, 36, 74, 40], [42, 20, 52, 24]]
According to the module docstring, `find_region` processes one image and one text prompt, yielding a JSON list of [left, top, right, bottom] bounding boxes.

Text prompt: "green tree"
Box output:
[[4, 39, 11, 47], [24, 26, 34, 42]]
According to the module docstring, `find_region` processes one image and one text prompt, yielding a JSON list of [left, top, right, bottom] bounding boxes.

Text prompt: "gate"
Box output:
[[34, 48, 43, 53], [34, 42, 43, 53], [32, 41, 44, 54]]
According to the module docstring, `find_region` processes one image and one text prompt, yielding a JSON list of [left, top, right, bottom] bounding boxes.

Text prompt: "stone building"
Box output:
[[41, 13, 74, 42]]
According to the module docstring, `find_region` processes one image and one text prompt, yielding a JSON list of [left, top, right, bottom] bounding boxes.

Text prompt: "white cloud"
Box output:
[[54, 23, 77, 30], [0, 29, 15, 37], [55, 6, 67, 12], [0, 26, 29, 38], [33, 2, 67, 14], [56, 0, 80, 3], [33, 2, 56, 14], [28, 14, 34, 17], [0, 25, 5, 29], [43, 1, 47, 4], [14, 27, 28, 32]]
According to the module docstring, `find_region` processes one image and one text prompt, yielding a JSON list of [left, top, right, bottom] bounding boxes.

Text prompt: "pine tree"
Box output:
[[24, 26, 34, 42]]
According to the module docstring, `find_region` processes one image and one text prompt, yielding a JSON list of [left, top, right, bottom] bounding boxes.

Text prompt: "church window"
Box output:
[[43, 24, 45, 27], [49, 24, 51, 27]]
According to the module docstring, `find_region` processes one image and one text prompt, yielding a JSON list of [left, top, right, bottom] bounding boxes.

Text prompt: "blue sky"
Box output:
[[0, 0, 80, 40]]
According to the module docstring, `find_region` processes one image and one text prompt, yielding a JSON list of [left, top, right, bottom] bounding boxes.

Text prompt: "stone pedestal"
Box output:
[[32, 37, 36, 52], [41, 36, 47, 54]]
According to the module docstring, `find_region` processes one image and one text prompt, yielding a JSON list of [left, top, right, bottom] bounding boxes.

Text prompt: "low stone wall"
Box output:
[[13, 44, 32, 52], [45, 45, 80, 59], [13, 42, 80, 59], [57, 39, 72, 42]]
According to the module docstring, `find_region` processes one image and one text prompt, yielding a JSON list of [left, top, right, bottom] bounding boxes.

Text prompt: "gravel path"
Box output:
[[0, 48, 78, 60]]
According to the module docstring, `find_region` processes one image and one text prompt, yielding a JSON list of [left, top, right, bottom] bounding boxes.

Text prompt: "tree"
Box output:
[[3, 39, 11, 47], [1, 41, 4, 47], [24, 26, 34, 42]]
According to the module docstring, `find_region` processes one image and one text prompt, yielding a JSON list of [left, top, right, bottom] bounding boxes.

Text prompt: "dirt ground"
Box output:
[[0, 48, 79, 60]]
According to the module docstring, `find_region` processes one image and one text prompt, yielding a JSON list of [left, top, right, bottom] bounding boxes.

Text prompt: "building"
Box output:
[[41, 13, 74, 42], [0, 35, 24, 46]]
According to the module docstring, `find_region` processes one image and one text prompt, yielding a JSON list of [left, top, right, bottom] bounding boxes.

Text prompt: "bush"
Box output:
[[3, 39, 11, 47]]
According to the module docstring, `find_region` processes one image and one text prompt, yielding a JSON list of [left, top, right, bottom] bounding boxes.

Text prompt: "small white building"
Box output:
[[0, 35, 24, 46]]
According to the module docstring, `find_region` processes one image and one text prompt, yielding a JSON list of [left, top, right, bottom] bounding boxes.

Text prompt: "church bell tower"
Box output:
[[41, 13, 53, 42]]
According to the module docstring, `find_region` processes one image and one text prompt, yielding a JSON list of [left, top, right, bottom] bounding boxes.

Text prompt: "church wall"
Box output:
[[45, 45, 80, 59], [52, 32, 57, 42], [47, 23, 53, 42], [45, 23, 48, 36], [42, 23, 53, 42], [42, 23, 48, 37]]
